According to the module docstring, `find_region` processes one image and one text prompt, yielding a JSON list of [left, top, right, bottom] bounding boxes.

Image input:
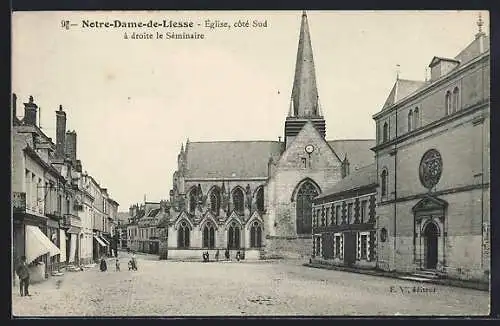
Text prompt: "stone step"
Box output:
[[399, 276, 435, 282], [411, 271, 441, 279]]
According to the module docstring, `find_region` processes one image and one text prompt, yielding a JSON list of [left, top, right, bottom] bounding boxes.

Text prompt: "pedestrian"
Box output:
[[225, 248, 230, 260], [128, 260, 133, 271], [100, 257, 107, 272], [215, 249, 220, 262], [115, 258, 120, 271], [236, 250, 241, 262], [131, 252, 138, 271], [15, 256, 30, 297]]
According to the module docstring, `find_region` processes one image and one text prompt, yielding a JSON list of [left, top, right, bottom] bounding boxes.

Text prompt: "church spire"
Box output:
[[291, 10, 320, 118]]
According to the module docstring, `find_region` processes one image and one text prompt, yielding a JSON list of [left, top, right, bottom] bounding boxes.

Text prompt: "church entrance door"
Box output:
[[424, 222, 438, 270], [296, 181, 319, 235]]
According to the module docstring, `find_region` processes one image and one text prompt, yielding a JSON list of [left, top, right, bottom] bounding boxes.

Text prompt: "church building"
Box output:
[[166, 12, 375, 260]]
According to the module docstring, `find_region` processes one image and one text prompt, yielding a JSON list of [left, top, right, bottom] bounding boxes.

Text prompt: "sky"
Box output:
[[12, 10, 490, 211]]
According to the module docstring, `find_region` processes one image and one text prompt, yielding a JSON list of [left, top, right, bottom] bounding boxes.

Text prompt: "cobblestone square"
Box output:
[[12, 253, 489, 317]]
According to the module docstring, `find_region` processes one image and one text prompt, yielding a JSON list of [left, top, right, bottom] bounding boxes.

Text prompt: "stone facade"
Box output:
[[372, 31, 489, 282], [311, 164, 378, 268]]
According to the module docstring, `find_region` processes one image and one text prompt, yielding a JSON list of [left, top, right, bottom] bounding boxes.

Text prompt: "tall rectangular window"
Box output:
[[57, 195, 62, 214], [360, 200, 368, 223], [360, 234, 368, 259], [335, 205, 340, 225], [32, 174, 36, 209], [347, 203, 353, 224], [301, 157, 307, 168], [335, 235, 341, 257]]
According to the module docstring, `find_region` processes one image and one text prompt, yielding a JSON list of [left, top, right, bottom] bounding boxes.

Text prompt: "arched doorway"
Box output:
[[295, 180, 319, 235], [423, 222, 438, 269]]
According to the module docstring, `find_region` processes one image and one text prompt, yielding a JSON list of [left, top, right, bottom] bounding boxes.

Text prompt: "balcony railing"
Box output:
[[13, 192, 26, 213]]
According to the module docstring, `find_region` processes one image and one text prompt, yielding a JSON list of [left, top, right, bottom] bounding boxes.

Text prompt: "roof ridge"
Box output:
[[398, 78, 426, 83], [328, 139, 376, 142], [188, 140, 281, 144]]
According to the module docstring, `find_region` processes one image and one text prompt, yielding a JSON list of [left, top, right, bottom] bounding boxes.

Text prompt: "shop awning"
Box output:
[[99, 235, 110, 246], [67, 226, 81, 234], [25, 225, 61, 264], [93, 235, 107, 247]]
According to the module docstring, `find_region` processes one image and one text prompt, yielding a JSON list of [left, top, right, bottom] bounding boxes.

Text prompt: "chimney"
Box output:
[[65, 130, 77, 162], [12, 93, 17, 119], [56, 105, 67, 159], [23, 96, 38, 126]]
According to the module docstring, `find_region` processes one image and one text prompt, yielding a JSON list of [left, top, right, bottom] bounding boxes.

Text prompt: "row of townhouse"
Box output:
[[126, 201, 169, 255], [12, 94, 120, 284]]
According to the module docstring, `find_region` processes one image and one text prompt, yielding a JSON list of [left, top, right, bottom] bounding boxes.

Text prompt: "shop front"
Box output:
[[24, 224, 61, 283], [93, 232, 108, 260]]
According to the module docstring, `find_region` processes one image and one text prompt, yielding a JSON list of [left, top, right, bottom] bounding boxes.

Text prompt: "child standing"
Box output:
[[115, 258, 120, 271]]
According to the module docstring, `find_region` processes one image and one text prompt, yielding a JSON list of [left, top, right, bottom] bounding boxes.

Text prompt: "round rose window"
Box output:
[[419, 149, 443, 189]]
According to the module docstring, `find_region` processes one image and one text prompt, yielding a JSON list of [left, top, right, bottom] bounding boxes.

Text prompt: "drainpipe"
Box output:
[[480, 61, 485, 270], [393, 109, 398, 272]]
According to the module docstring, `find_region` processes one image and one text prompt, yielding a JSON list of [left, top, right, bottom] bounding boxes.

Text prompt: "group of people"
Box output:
[[99, 252, 138, 272], [202, 249, 244, 262]]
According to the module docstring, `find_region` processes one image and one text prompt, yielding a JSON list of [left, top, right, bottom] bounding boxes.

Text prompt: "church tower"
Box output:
[[284, 11, 326, 149]]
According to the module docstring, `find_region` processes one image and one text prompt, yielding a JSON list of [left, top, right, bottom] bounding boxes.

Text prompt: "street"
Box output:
[[12, 252, 489, 316]]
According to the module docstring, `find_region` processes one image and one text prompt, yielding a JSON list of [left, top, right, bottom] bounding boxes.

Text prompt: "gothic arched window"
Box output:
[[296, 180, 319, 235], [228, 221, 240, 249], [177, 220, 190, 248], [445, 91, 452, 115], [408, 110, 413, 132], [256, 187, 264, 213], [250, 221, 262, 248], [232, 188, 244, 215], [189, 188, 197, 214], [452, 87, 460, 113], [202, 222, 216, 249], [413, 107, 420, 129], [382, 122, 389, 142], [210, 187, 221, 216], [381, 169, 388, 197]]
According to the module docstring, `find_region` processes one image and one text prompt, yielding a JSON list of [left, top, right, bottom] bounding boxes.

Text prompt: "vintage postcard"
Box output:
[[11, 10, 490, 317]]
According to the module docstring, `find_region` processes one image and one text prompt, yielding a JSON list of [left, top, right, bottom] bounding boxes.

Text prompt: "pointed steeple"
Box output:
[[291, 10, 320, 118]]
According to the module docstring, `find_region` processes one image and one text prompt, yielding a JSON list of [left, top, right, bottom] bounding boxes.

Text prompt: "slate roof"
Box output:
[[382, 79, 428, 111], [148, 208, 161, 217], [316, 163, 377, 200], [327, 139, 375, 171], [184, 141, 283, 179]]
